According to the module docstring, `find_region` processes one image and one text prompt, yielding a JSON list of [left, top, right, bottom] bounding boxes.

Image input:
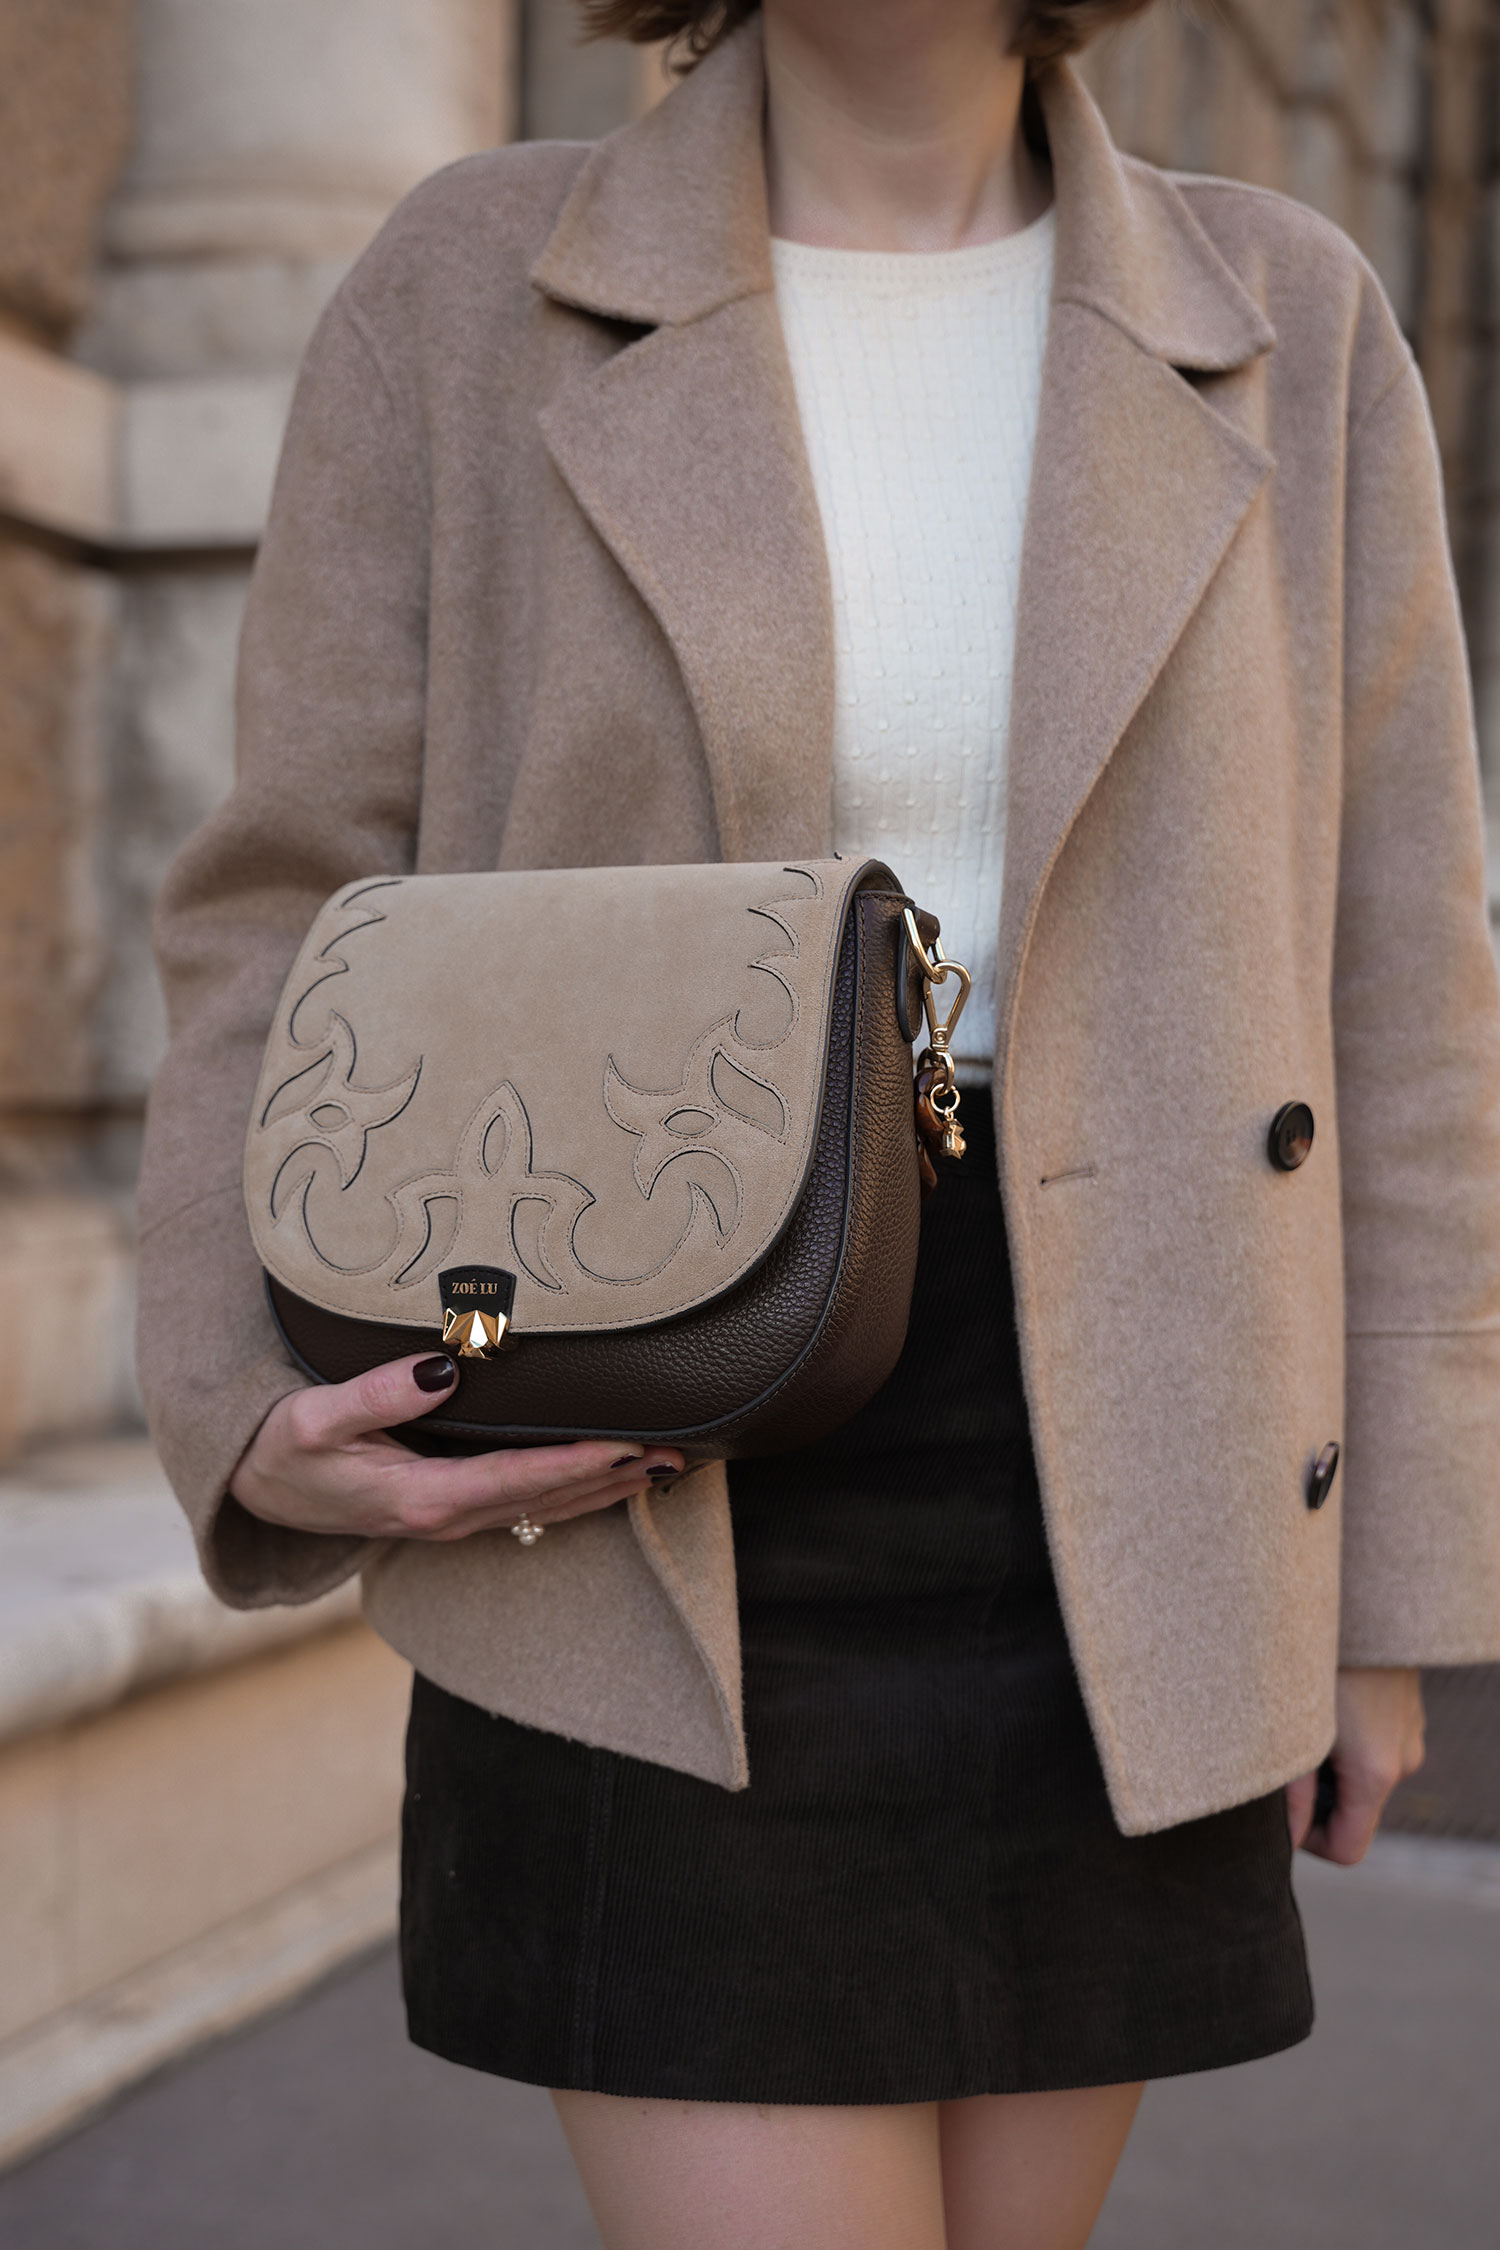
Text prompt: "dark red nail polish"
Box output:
[[647, 1463, 677, 1482], [612, 1453, 642, 1469], [414, 1355, 457, 1392]]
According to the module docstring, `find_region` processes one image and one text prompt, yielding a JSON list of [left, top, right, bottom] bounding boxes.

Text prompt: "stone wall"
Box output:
[[80, 0, 517, 382], [0, 2, 136, 1448], [0, 0, 133, 344], [0, 0, 129, 1144]]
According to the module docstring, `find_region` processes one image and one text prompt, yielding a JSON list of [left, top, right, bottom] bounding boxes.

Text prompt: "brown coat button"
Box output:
[[1307, 1441, 1340, 1511], [1269, 1102, 1315, 1171]]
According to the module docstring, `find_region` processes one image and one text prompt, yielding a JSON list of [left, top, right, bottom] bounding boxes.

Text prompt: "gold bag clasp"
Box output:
[[437, 1266, 518, 1358], [436, 1269, 519, 1350], [441, 1305, 511, 1357]]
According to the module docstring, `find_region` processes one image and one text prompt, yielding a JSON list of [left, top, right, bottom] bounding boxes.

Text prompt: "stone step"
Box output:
[[0, 1839, 397, 2172], [0, 1434, 408, 2170]]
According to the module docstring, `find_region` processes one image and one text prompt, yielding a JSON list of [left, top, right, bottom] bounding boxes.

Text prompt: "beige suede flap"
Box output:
[[244, 858, 892, 1334]]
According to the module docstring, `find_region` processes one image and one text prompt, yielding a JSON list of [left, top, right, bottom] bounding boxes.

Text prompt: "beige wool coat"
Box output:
[[138, 22, 1500, 1835]]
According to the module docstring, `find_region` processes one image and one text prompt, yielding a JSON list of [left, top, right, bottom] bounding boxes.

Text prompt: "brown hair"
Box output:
[[577, 0, 1156, 67]]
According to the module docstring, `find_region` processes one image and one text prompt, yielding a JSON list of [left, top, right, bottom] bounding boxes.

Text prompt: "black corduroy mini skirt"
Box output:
[[400, 1091, 1314, 2105]]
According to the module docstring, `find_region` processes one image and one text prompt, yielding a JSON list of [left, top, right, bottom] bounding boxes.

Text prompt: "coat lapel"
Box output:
[[537, 304, 834, 861], [530, 21, 1278, 931], [996, 66, 1277, 1040], [532, 29, 834, 861]]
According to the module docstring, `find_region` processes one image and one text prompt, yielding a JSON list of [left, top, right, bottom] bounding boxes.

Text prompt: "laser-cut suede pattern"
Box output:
[[245, 858, 891, 1335]]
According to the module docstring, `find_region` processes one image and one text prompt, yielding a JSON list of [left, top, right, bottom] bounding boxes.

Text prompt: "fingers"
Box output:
[[231, 1355, 690, 1545], [415, 1463, 664, 1543], [296, 1353, 463, 1448], [1285, 1772, 1316, 1851], [391, 1442, 686, 1541], [1401, 1694, 1427, 1780], [1302, 1667, 1429, 1868], [1302, 1747, 1402, 1866], [1312, 1765, 1385, 1865]]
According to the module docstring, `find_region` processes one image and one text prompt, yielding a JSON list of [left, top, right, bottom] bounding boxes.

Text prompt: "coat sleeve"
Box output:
[[136, 289, 430, 1607], [1335, 342, 1500, 1664]]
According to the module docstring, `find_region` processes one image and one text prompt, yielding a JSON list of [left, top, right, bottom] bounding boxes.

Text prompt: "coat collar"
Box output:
[[531, 19, 1278, 991], [532, 22, 773, 326], [532, 22, 1274, 367]]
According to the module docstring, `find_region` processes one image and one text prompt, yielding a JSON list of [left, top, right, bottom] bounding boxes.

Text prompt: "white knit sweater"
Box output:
[[772, 208, 1055, 1080]]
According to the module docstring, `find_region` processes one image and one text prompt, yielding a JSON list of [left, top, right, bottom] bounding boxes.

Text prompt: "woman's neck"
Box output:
[[762, 0, 1050, 253]]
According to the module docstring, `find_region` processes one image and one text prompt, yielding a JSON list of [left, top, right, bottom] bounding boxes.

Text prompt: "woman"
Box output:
[[138, 1, 1500, 2243]]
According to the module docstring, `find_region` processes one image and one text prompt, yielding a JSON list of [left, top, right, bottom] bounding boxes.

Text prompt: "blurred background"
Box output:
[[0, 2, 1497, 2243]]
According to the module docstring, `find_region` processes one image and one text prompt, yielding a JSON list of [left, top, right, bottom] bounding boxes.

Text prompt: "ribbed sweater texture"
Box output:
[[772, 210, 1055, 1077]]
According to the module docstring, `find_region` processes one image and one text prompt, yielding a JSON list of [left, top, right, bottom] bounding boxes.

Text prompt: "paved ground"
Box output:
[[1, 1838, 1496, 2250]]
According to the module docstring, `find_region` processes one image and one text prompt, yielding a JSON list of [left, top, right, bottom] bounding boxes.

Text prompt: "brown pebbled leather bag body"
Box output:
[[244, 857, 967, 1460]]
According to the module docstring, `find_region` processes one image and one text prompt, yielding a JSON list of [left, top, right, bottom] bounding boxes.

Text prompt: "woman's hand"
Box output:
[[1286, 1666, 1425, 1866], [229, 1352, 685, 1543]]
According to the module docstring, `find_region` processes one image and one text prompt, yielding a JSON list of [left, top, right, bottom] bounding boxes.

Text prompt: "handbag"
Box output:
[[244, 857, 970, 1459]]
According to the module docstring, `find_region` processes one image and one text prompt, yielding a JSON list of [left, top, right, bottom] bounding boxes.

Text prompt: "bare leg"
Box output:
[[552, 2091, 947, 2250], [940, 2083, 1146, 2250]]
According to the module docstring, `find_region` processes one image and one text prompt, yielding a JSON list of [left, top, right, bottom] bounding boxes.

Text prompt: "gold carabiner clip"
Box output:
[[905, 907, 973, 1162]]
